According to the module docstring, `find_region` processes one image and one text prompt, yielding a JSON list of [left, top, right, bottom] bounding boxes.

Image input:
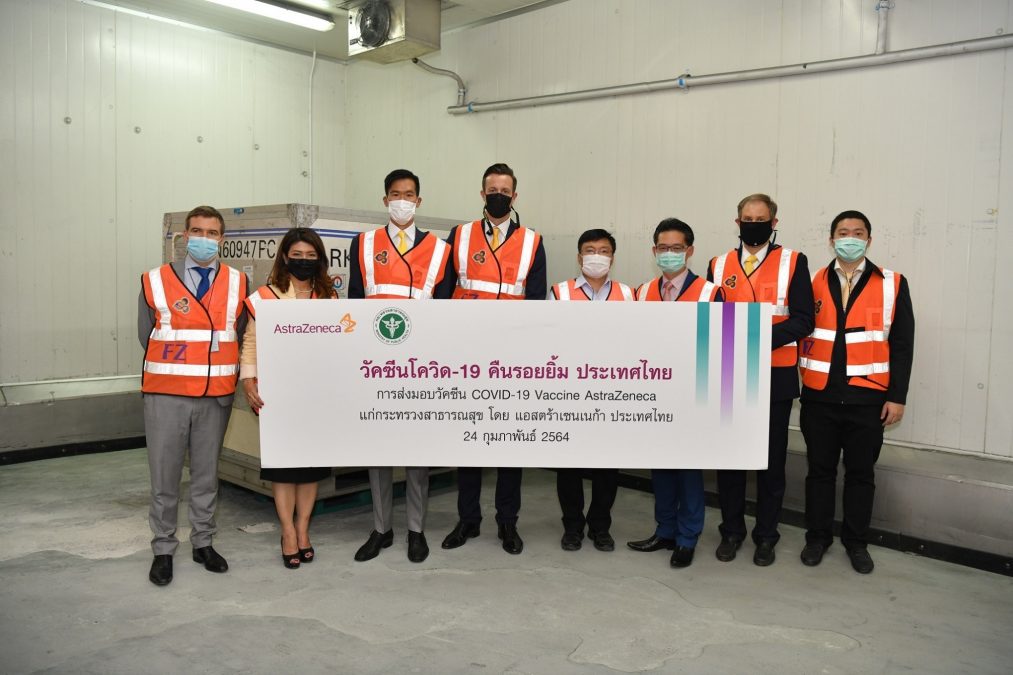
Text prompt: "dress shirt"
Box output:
[[484, 218, 512, 247], [740, 243, 770, 269], [387, 222, 417, 248], [662, 269, 690, 300], [184, 254, 218, 297], [549, 275, 613, 301], [833, 257, 867, 305]]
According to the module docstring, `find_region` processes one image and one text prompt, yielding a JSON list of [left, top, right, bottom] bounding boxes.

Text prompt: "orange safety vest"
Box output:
[[451, 220, 540, 300], [710, 247, 799, 367], [636, 276, 720, 302], [551, 278, 633, 301], [359, 227, 450, 299], [243, 284, 324, 319], [799, 265, 901, 392], [141, 263, 247, 397]]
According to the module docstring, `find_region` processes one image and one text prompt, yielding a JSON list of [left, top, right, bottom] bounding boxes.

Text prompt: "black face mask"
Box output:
[[286, 258, 319, 281], [484, 192, 513, 219], [738, 220, 774, 247]]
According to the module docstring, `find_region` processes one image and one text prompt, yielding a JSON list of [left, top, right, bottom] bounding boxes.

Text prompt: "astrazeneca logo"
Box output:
[[373, 308, 411, 345]]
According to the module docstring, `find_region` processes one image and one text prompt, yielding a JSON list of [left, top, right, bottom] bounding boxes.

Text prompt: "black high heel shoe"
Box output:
[[298, 546, 315, 563], [281, 537, 301, 569]]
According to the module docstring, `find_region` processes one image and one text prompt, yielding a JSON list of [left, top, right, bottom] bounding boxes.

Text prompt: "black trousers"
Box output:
[[716, 398, 792, 545], [800, 401, 883, 550], [555, 468, 619, 535], [456, 467, 522, 525]]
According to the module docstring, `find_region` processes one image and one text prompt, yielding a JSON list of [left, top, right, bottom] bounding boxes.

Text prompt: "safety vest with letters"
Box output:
[[799, 265, 900, 392], [358, 228, 450, 299], [636, 276, 720, 302], [141, 263, 247, 397], [451, 220, 540, 300], [709, 246, 799, 367], [551, 278, 633, 301]]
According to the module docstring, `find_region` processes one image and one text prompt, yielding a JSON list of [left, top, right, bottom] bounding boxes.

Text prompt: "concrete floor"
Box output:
[[1, 450, 1011, 675]]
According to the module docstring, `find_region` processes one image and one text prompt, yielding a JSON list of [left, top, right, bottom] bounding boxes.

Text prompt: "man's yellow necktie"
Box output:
[[397, 230, 407, 255], [491, 226, 501, 250], [744, 254, 758, 275]]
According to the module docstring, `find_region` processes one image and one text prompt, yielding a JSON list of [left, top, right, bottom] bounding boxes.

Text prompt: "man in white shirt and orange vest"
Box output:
[[440, 162, 547, 555], [347, 169, 453, 564], [707, 193, 815, 566], [798, 210, 914, 574], [549, 228, 633, 553], [137, 205, 250, 586], [627, 219, 722, 568]]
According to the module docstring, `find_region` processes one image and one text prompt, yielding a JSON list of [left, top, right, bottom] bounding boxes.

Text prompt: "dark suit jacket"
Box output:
[[441, 220, 547, 300], [707, 245, 815, 402], [801, 258, 915, 406], [137, 259, 250, 402], [347, 227, 454, 300]]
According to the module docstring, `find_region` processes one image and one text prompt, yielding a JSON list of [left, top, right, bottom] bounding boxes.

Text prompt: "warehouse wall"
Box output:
[[2, 0, 1011, 462], [341, 0, 1013, 460], [0, 0, 346, 384]]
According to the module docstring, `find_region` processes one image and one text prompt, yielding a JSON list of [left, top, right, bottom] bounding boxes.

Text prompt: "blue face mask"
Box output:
[[656, 251, 686, 273], [187, 236, 219, 262], [834, 237, 867, 263]]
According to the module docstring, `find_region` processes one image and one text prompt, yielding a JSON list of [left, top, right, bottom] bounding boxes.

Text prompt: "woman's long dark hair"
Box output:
[[267, 228, 335, 298]]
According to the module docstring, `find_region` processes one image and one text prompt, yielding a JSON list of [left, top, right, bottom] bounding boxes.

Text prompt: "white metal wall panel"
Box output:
[[0, 0, 346, 384], [341, 0, 1013, 458]]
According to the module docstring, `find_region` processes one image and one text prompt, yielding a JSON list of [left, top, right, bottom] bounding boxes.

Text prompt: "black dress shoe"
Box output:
[[715, 536, 742, 562], [441, 521, 480, 549], [801, 542, 828, 567], [192, 546, 228, 573], [149, 555, 173, 586], [498, 523, 523, 554], [847, 547, 875, 574], [670, 545, 695, 568], [589, 531, 615, 552], [626, 534, 675, 552], [407, 531, 429, 563], [753, 541, 776, 567], [560, 531, 583, 551], [354, 529, 393, 562]]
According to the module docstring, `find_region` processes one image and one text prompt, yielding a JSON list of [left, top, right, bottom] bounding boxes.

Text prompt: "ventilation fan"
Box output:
[[347, 0, 440, 63]]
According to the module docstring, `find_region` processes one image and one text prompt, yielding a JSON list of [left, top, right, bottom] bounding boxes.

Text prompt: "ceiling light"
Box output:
[[205, 0, 336, 32]]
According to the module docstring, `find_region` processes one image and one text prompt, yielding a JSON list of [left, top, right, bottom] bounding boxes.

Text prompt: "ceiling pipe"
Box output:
[[448, 33, 1013, 115], [876, 0, 892, 55], [412, 57, 467, 107]]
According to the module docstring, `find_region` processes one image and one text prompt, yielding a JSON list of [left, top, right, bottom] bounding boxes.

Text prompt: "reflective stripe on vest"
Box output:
[[712, 248, 797, 365], [455, 222, 537, 298], [554, 279, 633, 301], [637, 277, 718, 302], [799, 266, 898, 391], [361, 229, 449, 299], [142, 264, 244, 396]]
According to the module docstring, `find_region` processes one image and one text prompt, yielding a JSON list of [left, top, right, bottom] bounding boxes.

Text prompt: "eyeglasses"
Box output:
[[655, 245, 687, 253]]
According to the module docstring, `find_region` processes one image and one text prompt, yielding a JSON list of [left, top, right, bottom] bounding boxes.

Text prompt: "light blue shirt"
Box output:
[[184, 254, 218, 297], [549, 276, 612, 301]]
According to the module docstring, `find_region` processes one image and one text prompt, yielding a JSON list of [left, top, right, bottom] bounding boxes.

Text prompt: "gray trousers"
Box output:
[[368, 467, 429, 533], [144, 393, 233, 555]]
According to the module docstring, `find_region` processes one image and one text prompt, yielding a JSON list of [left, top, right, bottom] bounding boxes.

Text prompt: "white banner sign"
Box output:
[[258, 300, 772, 469]]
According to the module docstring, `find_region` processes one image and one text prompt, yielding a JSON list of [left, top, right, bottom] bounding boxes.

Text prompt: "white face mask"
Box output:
[[388, 199, 416, 225], [581, 254, 612, 279]]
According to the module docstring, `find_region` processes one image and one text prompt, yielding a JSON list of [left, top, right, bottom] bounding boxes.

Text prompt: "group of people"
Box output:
[[137, 163, 914, 586]]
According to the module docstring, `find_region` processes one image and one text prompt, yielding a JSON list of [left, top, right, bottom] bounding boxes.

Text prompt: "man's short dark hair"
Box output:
[[482, 163, 516, 192], [186, 205, 226, 233], [384, 169, 420, 195], [830, 210, 872, 237], [577, 229, 616, 253], [653, 218, 694, 246]]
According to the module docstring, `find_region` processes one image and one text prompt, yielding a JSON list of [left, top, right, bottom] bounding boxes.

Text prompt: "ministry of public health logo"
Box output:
[[373, 308, 411, 345]]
